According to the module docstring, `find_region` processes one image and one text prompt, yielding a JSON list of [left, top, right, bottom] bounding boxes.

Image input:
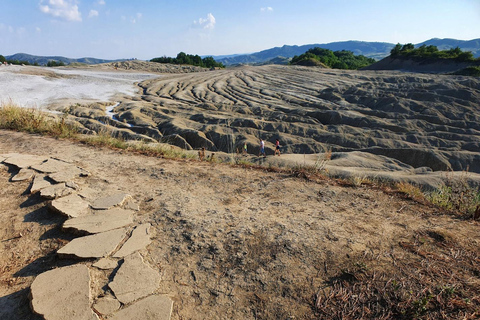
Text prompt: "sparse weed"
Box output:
[[396, 181, 425, 200], [426, 171, 480, 217]]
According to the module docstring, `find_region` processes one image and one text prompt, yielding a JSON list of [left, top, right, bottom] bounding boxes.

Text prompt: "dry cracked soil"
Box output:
[[1, 130, 480, 319]]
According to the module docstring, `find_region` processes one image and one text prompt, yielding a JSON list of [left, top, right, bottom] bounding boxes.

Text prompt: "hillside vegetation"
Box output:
[[390, 43, 478, 62], [290, 48, 376, 69], [151, 52, 225, 69]]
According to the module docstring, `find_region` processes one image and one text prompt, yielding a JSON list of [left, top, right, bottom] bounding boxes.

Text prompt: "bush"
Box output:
[[427, 172, 480, 218], [290, 48, 375, 70], [151, 52, 225, 68]]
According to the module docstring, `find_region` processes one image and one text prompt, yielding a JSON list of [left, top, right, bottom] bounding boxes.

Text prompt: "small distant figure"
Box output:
[[274, 139, 281, 156], [243, 142, 248, 156], [259, 139, 266, 157], [208, 153, 215, 162], [198, 147, 205, 161]]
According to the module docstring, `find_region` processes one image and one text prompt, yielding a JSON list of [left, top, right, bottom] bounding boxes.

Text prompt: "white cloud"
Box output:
[[136, 13, 142, 19], [261, 7, 273, 12], [194, 13, 216, 30], [98, 0, 106, 5], [36, 27, 42, 33], [39, 0, 82, 22], [89, 10, 99, 18], [131, 18, 136, 24]]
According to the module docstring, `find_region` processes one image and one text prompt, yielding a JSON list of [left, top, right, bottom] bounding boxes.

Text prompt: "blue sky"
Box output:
[[0, 0, 479, 60]]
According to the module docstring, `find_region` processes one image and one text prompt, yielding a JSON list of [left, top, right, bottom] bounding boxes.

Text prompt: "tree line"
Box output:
[[150, 52, 225, 69], [0, 55, 67, 67], [390, 44, 477, 62], [290, 48, 376, 69]]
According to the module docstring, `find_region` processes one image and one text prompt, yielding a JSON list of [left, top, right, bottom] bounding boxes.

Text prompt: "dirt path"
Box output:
[[1, 130, 479, 319]]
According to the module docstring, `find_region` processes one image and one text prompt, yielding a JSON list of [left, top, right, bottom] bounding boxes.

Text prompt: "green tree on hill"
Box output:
[[290, 47, 375, 69], [0, 55, 5, 63], [151, 52, 225, 68], [390, 43, 477, 62]]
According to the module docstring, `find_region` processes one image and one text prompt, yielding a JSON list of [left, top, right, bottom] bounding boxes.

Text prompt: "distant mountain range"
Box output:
[[4, 38, 480, 67], [4, 53, 123, 65], [213, 38, 480, 66]]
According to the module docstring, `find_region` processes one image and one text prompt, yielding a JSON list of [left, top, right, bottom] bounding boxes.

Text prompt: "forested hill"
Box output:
[[215, 38, 480, 66], [4, 53, 121, 66]]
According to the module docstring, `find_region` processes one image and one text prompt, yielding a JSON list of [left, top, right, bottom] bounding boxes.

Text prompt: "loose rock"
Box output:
[[11, 168, 35, 181], [48, 168, 83, 183], [92, 258, 118, 270], [30, 264, 98, 320], [50, 194, 90, 218], [109, 252, 161, 304], [31, 158, 75, 173], [57, 228, 127, 259], [40, 183, 74, 199], [63, 208, 133, 234], [91, 193, 132, 210], [93, 296, 121, 316], [30, 175, 53, 193], [110, 295, 173, 320], [113, 223, 152, 258], [3, 154, 46, 169]]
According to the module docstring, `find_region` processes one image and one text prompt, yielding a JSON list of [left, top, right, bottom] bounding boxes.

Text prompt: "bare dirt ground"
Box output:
[[1, 130, 480, 319]]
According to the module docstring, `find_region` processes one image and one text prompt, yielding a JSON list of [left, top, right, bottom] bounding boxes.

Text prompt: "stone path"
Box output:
[[1, 153, 173, 320]]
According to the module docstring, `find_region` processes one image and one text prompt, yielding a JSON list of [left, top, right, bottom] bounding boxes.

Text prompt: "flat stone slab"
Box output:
[[12, 168, 35, 181], [40, 183, 74, 199], [3, 154, 46, 169], [93, 258, 118, 270], [110, 295, 173, 320], [31, 158, 75, 173], [93, 296, 121, 316], [113, 223, 152, 258], [63, 208, 134, 234], [91, 193, 132, 210], [109, 252, 161, 304], [57, 228, 127, 259], [30, 264, 98, 320], [48, 168, 83, 183], [30, 175, 53, 193], [50, 194, 90, 218]]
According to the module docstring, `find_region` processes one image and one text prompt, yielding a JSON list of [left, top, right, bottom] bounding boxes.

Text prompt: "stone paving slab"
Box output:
[[50, 194, 90, 217], [109, 252, 161, 304], [110, 295, 173, 320], [93, 296, 121, 316], [31, 158, 75, 173], [63, 208, 134, 234], [91, 193, 132, 210], [3, 154, 47, 169], [11, 168, 35, 181], [48, 168, 83, 183], [30, 264, 98, 320], [113, 223, 152, 258], [30, 175, 53, 193], [57, 228, 127, 259], [92, 258, 118, 270], [40, 183, 74, 199]]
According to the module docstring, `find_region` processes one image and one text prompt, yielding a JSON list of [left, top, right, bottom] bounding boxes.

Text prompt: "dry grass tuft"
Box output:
[[396, 181, 425, 201], [316, 231, 480, 319], [0, 102, 78, 138]]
